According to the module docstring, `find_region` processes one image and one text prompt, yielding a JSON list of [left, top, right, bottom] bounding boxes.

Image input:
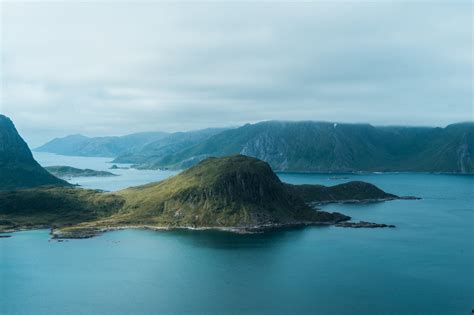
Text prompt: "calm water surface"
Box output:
[[0, 154, 472, 314]]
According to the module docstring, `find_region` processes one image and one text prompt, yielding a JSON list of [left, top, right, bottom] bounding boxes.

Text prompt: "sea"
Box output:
[[0, 152, 472, 314]]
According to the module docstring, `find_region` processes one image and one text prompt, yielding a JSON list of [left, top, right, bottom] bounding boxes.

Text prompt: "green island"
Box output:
[[0, 155, 412, 238], [45, 166, 118, 178]]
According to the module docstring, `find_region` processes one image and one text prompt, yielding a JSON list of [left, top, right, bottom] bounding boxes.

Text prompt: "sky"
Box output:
[[1, 1, 472, 147]]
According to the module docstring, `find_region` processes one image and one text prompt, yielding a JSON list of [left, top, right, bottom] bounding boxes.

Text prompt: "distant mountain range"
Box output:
[[0, 115, 69, 190], [154, 121, 474, 173], [35, 132, 169, 157], [112, 128, 228, 164], [36, 121, 474, 173]]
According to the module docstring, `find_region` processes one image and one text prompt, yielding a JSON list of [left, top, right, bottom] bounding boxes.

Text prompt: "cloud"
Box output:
[[0, 1, 472, 146]]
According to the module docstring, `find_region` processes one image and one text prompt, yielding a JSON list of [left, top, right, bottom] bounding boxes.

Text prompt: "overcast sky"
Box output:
[[1, 1, 472, 146]]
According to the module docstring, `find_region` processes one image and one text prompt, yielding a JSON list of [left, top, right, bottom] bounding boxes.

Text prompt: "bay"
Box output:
[[0, 153, 472, 314]]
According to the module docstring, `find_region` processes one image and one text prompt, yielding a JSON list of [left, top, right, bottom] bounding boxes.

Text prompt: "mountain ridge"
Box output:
[[35, 131, 170, 157], [146, 121, 474, 173], [34, 120, 473, 173]]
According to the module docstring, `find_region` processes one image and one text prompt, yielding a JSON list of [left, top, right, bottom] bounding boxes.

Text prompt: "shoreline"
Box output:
[[1, 221, 341, 239], [50, 221, 342, 239], [309, 196, 420, 206], [1, 217, 401, 240]]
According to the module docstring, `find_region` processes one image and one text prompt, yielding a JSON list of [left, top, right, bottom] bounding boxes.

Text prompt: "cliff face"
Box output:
[[0, 115, 35, 165], [0, 115, 69, 190], [135, 121, 474, 173]]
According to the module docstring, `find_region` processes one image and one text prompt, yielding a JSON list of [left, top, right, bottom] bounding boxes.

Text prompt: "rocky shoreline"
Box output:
[[336, 221, 396, 228], [2, 217, 400, 239], [310, 195, 420, 206], [50, 219, 353, 239]]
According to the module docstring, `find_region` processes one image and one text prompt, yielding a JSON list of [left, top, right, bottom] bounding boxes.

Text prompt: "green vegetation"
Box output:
[[285, 181, 397, 203], [0, 186, 124, 231], [45, 166, 118, 178], [113, 155, 347, 228], [3, 155, 402, 237]]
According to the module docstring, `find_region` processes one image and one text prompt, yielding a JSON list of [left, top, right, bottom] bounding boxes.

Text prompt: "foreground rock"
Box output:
[[109, 164, 129, 170], [336, 221, 395, 228]]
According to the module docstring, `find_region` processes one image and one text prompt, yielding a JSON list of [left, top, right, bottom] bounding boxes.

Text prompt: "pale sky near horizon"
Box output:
[[1, 1, 473, 147]]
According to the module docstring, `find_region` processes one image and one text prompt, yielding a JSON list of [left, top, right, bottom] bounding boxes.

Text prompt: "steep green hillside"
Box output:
[[113, 155, 348, 228], [0, 115, 70, 190]]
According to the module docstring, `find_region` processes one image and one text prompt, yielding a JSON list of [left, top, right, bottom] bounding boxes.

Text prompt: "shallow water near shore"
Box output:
[[0, 153, 472, 314]]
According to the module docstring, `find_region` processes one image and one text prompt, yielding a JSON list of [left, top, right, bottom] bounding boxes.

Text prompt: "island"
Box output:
[[45, 166, 118, 178], [109, 164, 129, 170], [0, 154, 414, 238]]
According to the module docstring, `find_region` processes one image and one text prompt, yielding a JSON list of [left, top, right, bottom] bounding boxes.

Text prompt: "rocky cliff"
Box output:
[[0, 115, 69, 190]]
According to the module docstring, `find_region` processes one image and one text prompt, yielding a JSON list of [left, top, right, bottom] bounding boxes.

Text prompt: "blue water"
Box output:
[[32, 152, 178, 191], [1, 155, 473, 314]]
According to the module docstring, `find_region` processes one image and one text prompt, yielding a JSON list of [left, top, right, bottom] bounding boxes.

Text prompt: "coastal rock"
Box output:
[[399, 196, 421, 200], [109, 164, 129, 170], [335, 221, 396, 228]]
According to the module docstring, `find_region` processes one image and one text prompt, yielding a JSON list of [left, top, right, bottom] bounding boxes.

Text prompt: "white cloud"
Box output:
[[0, 1, 472, 146]]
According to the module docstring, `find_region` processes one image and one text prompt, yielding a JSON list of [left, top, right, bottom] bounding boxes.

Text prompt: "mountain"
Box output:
[[113, 155, 349, 229], [140, 121, 473, 173], [112, 128, 228, 165], [0, 115, 69, 190], [35, 131, 169, 157], [0, 155, 410, 237]]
